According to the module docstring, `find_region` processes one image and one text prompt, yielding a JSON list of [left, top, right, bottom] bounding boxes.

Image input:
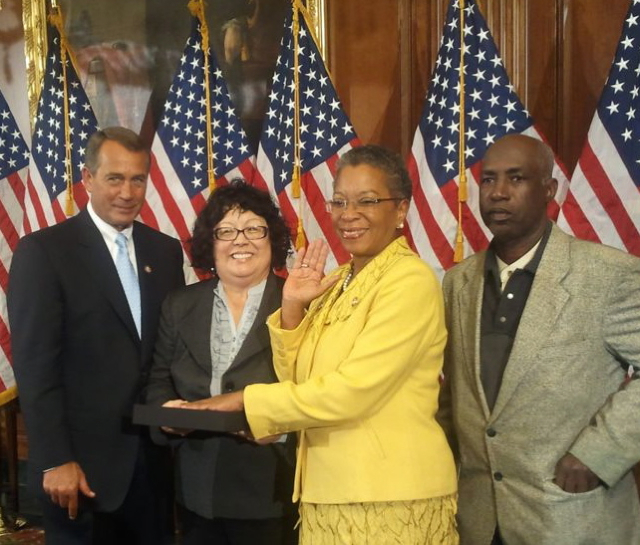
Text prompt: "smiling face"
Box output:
[[82, 140, 149, 230], [213, 208, 272, 289], [479, 135, 557, 262], [331, 164, 408, 273]]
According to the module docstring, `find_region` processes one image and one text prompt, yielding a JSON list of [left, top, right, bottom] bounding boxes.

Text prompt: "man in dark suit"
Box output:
[[8, 127, 185, 544]]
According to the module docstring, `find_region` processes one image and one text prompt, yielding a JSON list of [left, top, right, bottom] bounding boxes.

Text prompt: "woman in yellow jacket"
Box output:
[[188, 145, 458, 544]]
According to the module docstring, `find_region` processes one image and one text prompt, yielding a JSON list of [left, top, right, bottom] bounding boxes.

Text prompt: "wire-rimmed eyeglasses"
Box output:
[[325, 197, 404, 213]]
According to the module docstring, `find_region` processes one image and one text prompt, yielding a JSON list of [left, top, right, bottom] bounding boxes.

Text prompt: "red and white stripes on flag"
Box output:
[[558, 0, 640, 255], [252, 7, 358, 271], [0, 91, 30, 404], [407, 0, 569, 279], [144, 13, 255, 280]]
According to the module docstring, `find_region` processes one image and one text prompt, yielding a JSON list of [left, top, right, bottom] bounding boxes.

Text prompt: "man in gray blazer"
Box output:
[[438, 134, 640, 544]]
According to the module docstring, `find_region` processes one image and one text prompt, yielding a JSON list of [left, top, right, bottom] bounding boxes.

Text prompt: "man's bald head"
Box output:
[[485, 134, 554, 179], [479, 134, 558, 263]]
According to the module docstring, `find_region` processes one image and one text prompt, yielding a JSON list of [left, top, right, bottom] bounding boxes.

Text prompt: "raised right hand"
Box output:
[[43, 461, 95, 520], [281, 240, 339, 329]]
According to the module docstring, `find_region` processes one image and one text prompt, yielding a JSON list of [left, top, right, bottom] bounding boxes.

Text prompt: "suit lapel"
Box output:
[[133, 223, 165, 357], [457, 256, 492, 420], [227, 273, 282, 373], [75, 210, 140, 346], [491, 227, 571, 418], [178, 280, 216, 375]]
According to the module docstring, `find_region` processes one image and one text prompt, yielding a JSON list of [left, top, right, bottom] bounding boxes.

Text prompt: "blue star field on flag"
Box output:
[[30, 26, 98, 203], [0, 92, 29, 178], [595, 0, 640, 189], [259, 12, 356, 195], [419, 0, 533, 187], [156, 16, 253, 197]]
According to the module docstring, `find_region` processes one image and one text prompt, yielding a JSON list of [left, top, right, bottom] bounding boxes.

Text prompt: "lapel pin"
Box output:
[[144, 265, 152, 274]]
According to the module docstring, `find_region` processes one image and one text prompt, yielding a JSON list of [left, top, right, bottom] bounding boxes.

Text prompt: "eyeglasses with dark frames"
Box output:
[[325, 197, 404, 213], [213, 226, 269, 241]]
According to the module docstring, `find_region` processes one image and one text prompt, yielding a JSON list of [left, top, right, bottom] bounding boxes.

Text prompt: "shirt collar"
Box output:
[[86, 202, 134, 244], [214, 277, 268, 302], [496, 239, 540, 276], [484, 221, 553, 286]]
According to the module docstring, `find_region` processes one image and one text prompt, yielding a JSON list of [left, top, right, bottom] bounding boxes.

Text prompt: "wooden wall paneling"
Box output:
[[523, 0, 562, 155], [399, 0, 412, 156], [558, 0, 629, 172], [326, 0, 402, 152]]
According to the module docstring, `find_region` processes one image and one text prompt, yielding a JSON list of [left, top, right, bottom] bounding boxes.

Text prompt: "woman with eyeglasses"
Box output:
[[191, 145, 459, 543], [146, 181, 297, 545]]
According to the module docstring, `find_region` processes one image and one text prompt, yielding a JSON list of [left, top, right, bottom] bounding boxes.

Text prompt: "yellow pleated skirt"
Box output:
[[299, 494, 458, 544]]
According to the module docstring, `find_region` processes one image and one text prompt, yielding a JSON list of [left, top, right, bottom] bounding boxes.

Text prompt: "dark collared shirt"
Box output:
[[480, 222, 552, 410]]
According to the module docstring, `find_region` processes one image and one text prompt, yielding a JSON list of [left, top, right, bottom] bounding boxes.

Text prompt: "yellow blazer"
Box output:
[[244, 237, 457, 504]]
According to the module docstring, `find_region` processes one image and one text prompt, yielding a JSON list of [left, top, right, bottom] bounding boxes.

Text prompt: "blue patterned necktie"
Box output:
[[115, 232, 141, 336]]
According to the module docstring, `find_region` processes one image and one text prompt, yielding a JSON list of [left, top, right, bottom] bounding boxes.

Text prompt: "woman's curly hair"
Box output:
[[189, 179, 292, 272]]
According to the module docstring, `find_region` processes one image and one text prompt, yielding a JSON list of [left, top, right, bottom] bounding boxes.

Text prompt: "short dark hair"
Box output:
[[84, 127, 149, 173], [190, 180, 291, 271], [335, 145, 412, 200]]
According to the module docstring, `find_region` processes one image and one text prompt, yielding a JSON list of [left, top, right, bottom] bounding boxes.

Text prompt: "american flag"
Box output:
[[24, 23, 99, 235], [558, 0, 640, 255], [253, 8, 358, 271], [146, 14, 255, 266], [407, 0, 570, 279], [0, 91, 30, 403]]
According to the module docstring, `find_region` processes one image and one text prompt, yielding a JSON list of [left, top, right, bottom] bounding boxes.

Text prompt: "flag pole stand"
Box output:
[[0, 399, 27, 534]]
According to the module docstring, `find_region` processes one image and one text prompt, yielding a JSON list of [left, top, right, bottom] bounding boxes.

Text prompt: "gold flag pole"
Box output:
[[188, 0, 216, 193], [291, 0, 306, 249], [48, 5, 75, 217], [453, 0, 467, 263]]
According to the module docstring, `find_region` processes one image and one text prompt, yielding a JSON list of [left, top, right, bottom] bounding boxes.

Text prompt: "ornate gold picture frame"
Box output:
[[23, 0, 327, 148]]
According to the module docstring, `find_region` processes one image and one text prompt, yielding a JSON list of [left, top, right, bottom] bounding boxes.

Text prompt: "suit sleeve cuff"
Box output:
[[569, 432, 632, 487]]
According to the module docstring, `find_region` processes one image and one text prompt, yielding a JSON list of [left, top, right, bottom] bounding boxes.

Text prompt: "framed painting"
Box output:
[[22, 0, 326, 152]]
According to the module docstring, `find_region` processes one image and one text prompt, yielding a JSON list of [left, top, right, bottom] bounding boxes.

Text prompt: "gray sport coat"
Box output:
[[439, 224, 640, 544]]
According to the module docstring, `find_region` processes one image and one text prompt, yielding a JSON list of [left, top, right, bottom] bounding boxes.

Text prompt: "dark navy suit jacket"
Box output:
[[8, 208, 185, 511]]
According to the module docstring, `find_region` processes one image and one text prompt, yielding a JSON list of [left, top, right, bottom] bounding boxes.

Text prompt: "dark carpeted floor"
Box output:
[[0, 526, 44, 545], [0, 460, 183, 544]]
